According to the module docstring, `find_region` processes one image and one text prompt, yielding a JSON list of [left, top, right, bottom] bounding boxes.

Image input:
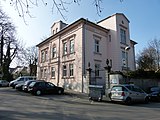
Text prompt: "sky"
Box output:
[[0, 0, 160, 66]]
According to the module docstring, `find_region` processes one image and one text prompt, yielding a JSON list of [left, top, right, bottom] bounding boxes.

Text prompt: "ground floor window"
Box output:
[[63, 65, 67, 77], [51, 67, 55, 78], [69, 64, 74, 77]]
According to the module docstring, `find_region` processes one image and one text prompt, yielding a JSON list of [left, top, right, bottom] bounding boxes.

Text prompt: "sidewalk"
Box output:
[[65, 90, 89, 99], [65, 89, 111, 102]]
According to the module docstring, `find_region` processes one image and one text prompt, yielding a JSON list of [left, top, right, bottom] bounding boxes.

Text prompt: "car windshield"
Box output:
[[29, 82, 36, 87]]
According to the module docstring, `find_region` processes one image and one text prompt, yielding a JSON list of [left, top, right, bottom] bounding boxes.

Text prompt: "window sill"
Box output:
[[94, 52, 102, 55]]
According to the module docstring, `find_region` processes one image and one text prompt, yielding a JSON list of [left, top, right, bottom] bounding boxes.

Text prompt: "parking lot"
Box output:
[[0, 87, 160, 120]]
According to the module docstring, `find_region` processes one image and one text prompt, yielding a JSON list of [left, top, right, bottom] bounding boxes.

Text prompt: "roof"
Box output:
[[37, 18, 109, 47], [97, 13, 130, 24]]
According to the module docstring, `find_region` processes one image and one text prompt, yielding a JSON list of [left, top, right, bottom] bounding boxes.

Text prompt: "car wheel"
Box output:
[[144, 97, 149, 104], [125, 97, 132, 105], [58, 89, 63, 94], [35, 90, 42, 96]]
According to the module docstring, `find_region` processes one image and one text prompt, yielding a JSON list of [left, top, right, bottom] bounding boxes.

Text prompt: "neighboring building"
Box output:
[[36, 13, 137, 93]]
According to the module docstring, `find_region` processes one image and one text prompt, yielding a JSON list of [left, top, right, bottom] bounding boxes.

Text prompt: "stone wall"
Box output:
[[129, 78, 160, 92]]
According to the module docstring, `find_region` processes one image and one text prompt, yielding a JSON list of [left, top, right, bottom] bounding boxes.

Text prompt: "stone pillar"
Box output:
[[86, 62, 92, 93], [104, 59, 111, 96]]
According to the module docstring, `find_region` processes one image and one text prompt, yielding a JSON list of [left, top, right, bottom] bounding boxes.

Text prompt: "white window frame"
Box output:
[[63, 42, 67, 55], [52, 47, 57, 59], [51, 67, 55, 78], [70, 39, 74, 54], [120, 29, 126, 44], [41, 51, 45, 63], [63, 65, 67, 77], [69, 64, 74, 77], [95, 39, 100, 53]]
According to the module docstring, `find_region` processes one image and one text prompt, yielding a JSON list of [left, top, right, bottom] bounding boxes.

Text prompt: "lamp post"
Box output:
[[125, 46, 130, 81]]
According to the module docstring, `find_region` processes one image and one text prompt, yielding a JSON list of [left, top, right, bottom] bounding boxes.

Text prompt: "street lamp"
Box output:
[[125, 46, 130, 81]]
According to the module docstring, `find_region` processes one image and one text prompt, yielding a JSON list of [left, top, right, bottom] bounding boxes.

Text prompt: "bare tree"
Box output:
[[3, 0, 123, 22], [0, 8, 21, 80], [18, 46, 38, 76], [148, 38, 160, 71]]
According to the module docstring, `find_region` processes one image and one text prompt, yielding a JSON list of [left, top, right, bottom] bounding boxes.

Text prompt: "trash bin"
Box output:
[[89, 85, 103, 101]]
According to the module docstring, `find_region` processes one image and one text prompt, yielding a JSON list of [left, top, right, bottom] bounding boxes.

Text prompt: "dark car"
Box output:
[[148, 86, 160, 101], [22, 80, 37, 92], [28, 81, 64, 96]]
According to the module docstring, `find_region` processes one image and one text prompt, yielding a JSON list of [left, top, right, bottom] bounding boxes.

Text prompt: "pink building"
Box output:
[[36, 13, 137, 93]]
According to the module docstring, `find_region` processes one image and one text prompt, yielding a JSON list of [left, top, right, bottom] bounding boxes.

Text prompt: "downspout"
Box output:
[[57, 36, 61, 86], [82, 21, 86, 93]]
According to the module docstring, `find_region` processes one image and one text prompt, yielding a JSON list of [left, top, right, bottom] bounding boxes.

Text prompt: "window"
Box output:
[[120, 29, 126, 44], [63, 65, 67, 77], [95, 64, 100, 77], [51, 67, 55, 78], [69, 64, 74, 76], [122, 51, 126, 66], [52, 47, 56, 58], [109, 35, 111, 42], [56, 28, 58, 33], [63, 42, 67, 55], [41, 51, 45, 63], [44, 69, 47, 78], [45, 51, 48, 61], [95, 39, 100, 53], [70, 39, 74, 54], [40, 69, 43, 78]]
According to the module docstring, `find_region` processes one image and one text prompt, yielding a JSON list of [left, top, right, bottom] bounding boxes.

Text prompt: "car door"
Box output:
[[133, 86, 146, 101], [125, 85, 139, 101], [45, 82, 56, 94]]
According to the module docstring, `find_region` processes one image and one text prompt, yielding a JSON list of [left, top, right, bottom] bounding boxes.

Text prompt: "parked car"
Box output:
[[109, 84, 149, 105], [0, 80, 9, 87], [15, 82, 25, 91], [22, 80, 37, 92], [148, 86, 160, 101], [9, 76, 36, 88], [28, 81, 64, 96]]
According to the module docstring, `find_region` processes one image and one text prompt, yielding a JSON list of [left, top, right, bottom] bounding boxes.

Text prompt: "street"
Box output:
[[0, 87, 160, 120]]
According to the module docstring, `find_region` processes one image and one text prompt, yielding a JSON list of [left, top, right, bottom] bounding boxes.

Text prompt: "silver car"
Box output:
[[0, 80, 9, 87], [109, 84, 149, 104]]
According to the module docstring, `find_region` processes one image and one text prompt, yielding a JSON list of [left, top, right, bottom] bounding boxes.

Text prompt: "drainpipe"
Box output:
[[82, 21, 86, 93], [57, 36, 61, 86]]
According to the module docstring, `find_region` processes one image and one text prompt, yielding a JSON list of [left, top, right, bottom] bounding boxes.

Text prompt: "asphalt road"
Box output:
[[0, 87, 160, 120]]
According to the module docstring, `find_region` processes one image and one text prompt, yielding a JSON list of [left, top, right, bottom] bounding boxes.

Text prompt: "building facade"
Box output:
[[36, 13, 137, 93]]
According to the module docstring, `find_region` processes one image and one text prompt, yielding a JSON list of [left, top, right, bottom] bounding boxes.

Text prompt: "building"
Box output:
[[36, 13, 137, 93]]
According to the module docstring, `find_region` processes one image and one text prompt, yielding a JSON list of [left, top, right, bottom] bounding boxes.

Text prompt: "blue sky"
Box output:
[[1, 0, 160, 56]]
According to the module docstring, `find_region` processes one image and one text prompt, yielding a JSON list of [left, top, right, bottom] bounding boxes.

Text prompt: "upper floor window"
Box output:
[[51, 67, 55, 78], [63, 42, 67, 55], [69, 64, 74, 77], [95, 39, 100, 53], [70, 39, 74, 54], [120, 29, 126, 44], [41, 51, 45, 63], [109, 35, 111, 42], [45, 51, 48, 61], [52, 47, 57, 59], [62, 65, 67, 77]]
